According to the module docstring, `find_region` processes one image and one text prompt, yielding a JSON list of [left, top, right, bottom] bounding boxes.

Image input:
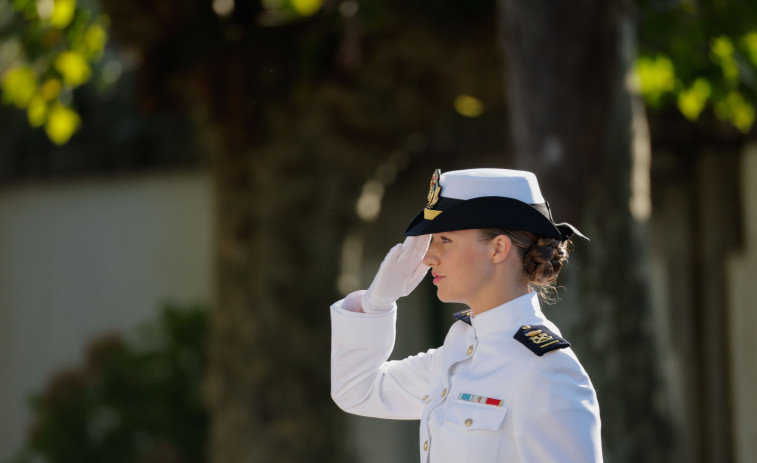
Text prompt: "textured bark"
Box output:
[[498, 1, 671, 461], [203, 139, 352, 463], [181, 50, 371, 463]]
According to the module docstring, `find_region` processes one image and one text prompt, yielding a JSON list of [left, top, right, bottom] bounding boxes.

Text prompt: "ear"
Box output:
[[490, 234, 513, 264]]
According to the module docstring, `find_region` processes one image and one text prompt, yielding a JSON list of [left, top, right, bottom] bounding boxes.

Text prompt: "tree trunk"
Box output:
[[185, 50, 365, 463], [203, 139, 352, 463], [498, 1, 670, 461]]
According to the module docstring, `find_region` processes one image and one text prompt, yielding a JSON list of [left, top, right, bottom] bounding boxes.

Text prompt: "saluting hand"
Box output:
[[361, 235, 431, 313]]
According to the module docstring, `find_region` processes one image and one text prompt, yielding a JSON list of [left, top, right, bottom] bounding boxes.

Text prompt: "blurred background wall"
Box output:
[[0, 172, 213, 461]]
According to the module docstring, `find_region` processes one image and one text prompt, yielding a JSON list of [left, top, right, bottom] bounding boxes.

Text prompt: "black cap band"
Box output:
[[405, 196, 568, 239]]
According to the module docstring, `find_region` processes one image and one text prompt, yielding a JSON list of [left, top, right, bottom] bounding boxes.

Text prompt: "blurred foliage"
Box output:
[[2, 0, 756, 140], [13, 305, 208, 463], [454, 94, 484, 118], [637, 0, 757, 133], [258, 0, 323, 24], [0, 0, 109, 144]]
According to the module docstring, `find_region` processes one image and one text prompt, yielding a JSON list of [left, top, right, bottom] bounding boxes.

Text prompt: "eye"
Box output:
[[440, 235, 451, 243]]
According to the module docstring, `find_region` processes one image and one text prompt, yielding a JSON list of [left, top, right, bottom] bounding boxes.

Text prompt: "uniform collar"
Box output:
[[469, 292, 544, 337]]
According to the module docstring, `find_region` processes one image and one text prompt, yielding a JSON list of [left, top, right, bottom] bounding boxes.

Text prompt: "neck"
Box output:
[[468, 282, 530, 315]]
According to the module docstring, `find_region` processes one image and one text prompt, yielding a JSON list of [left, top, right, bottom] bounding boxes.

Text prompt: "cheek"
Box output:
[[452, 254, 491, 282]]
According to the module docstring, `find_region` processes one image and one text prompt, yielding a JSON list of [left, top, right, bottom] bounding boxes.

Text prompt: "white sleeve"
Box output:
[[512, 351, 603, 462], [330, 299, 436, 420]]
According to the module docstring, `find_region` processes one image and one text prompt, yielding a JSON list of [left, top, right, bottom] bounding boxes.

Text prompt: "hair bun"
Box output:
[[523, 238, 567, 285]]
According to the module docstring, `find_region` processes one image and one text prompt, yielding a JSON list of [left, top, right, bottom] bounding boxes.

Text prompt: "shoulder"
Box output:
[[509, 322, 591, 394], [512, 324, 570, 357], [510, 324, 594, 406]]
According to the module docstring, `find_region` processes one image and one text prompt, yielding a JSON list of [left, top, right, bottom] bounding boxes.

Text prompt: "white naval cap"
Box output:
[[438, 168, 545, 204], [404, 168, 585, 241]]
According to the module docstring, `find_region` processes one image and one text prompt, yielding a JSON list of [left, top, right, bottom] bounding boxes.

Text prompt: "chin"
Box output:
[[435, 289, 461, 305]]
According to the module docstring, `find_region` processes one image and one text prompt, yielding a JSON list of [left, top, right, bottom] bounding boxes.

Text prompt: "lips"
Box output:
[[431, 271, 445, 285]]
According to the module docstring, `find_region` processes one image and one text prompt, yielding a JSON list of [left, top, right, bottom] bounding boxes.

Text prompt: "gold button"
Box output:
[[422, 395, 429, 401], [423, 440, 428, 451], [521, 325, 531, 330], [441, 388, 447, 398], [465, 418, 473, 427], [466, 345, 474, 355]]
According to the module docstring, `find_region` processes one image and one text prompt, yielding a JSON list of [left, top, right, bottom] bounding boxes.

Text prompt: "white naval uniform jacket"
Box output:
[[330, 292, 602, 462]]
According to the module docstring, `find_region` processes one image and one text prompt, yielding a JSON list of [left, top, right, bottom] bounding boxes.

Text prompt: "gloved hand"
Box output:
[[362, 235, 431, 313]]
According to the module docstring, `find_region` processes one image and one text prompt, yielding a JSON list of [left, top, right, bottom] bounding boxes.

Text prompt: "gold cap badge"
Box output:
[[424, 169, 443, 220]]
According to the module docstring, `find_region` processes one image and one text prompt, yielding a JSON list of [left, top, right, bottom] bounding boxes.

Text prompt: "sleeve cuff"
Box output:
[[331, 298, 397, 318]]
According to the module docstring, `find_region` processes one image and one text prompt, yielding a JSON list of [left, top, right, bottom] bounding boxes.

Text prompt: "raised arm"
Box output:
[[330, 236, 434, 419]]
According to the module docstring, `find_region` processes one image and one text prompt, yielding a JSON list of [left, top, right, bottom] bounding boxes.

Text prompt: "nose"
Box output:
[[423, 240, 439, 267]]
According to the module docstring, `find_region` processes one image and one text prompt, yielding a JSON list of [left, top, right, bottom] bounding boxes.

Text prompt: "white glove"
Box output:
[[362, 235, 431, 313]]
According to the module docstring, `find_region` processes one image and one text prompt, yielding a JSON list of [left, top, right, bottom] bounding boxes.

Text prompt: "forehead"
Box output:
[[433, 229, 481, 239]]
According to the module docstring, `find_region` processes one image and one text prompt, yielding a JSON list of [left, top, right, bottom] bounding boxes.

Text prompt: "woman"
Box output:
[[330, 168, 602, 462]]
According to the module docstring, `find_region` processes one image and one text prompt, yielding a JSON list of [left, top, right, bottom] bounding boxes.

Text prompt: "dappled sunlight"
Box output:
[[259, 0, 323, 25], [630, 96, 652, 222], [355, 179, 384, 222], [212, 0, 235, 18], [454, 94, 484, 117], [290, 0, 322, 16]]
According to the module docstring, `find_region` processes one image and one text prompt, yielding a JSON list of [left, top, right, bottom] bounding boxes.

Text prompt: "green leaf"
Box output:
[[710, 36, 739, 85], [636, 55, 676, 106], [50, 0, 77, 29], [1, 66, 38, 108], [54, 51, 90, 86], [27, 95, 48, 126], [290, 0, 322, 16], [677, 78, 711, 120], [45, 103, 80, 144], [741, 32, 757, 68], [714, 90, 755, 132]]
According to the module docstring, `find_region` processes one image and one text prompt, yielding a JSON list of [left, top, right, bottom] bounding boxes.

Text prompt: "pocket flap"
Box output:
[[444, 401, 508, 431]]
